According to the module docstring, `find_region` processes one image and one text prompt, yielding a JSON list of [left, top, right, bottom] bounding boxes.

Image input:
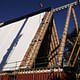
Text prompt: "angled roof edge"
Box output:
[[0, 7, 51, 27]]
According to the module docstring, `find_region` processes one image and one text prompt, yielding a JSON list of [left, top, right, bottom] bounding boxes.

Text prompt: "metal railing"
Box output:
[[0, 56, 49, 72]]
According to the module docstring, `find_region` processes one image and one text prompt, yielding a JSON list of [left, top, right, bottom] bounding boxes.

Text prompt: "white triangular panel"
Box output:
[[0, 12, 45, 71]]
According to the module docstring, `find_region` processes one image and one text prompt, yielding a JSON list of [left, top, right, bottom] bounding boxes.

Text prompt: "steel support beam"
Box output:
[[67, 32, 80, 66], [72, 8, 79, 33], [67, 39, 73, 45], [48, 15, 59, 68], [20, 10, 54, 69], [52, 1, 77, 12], [57, 5, 72, 67], [72, 46, 80, 67], [52, 18, 59, 45]]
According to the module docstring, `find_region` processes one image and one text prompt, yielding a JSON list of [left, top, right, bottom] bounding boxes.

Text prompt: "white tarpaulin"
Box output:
[[0, 12, 45, 71]]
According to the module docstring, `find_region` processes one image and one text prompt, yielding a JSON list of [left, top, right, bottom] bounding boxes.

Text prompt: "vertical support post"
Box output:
[[51, 17, 59, 67], [57, 5, 72, 67], [48, 15, 59, 68], [72, 8, 79, 33], [53, 17, 59, 45]]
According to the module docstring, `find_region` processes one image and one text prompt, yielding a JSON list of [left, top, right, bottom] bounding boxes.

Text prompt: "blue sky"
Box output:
[[0, 0, 75, 22], [0, 0, 79, 38]]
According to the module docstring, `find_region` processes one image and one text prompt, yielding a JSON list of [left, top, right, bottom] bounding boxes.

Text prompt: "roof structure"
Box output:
[[0, 10, 46, 71], [0, 1, 80, 80], [0, 7, 60, 72], [0, 1, 80, 73]]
